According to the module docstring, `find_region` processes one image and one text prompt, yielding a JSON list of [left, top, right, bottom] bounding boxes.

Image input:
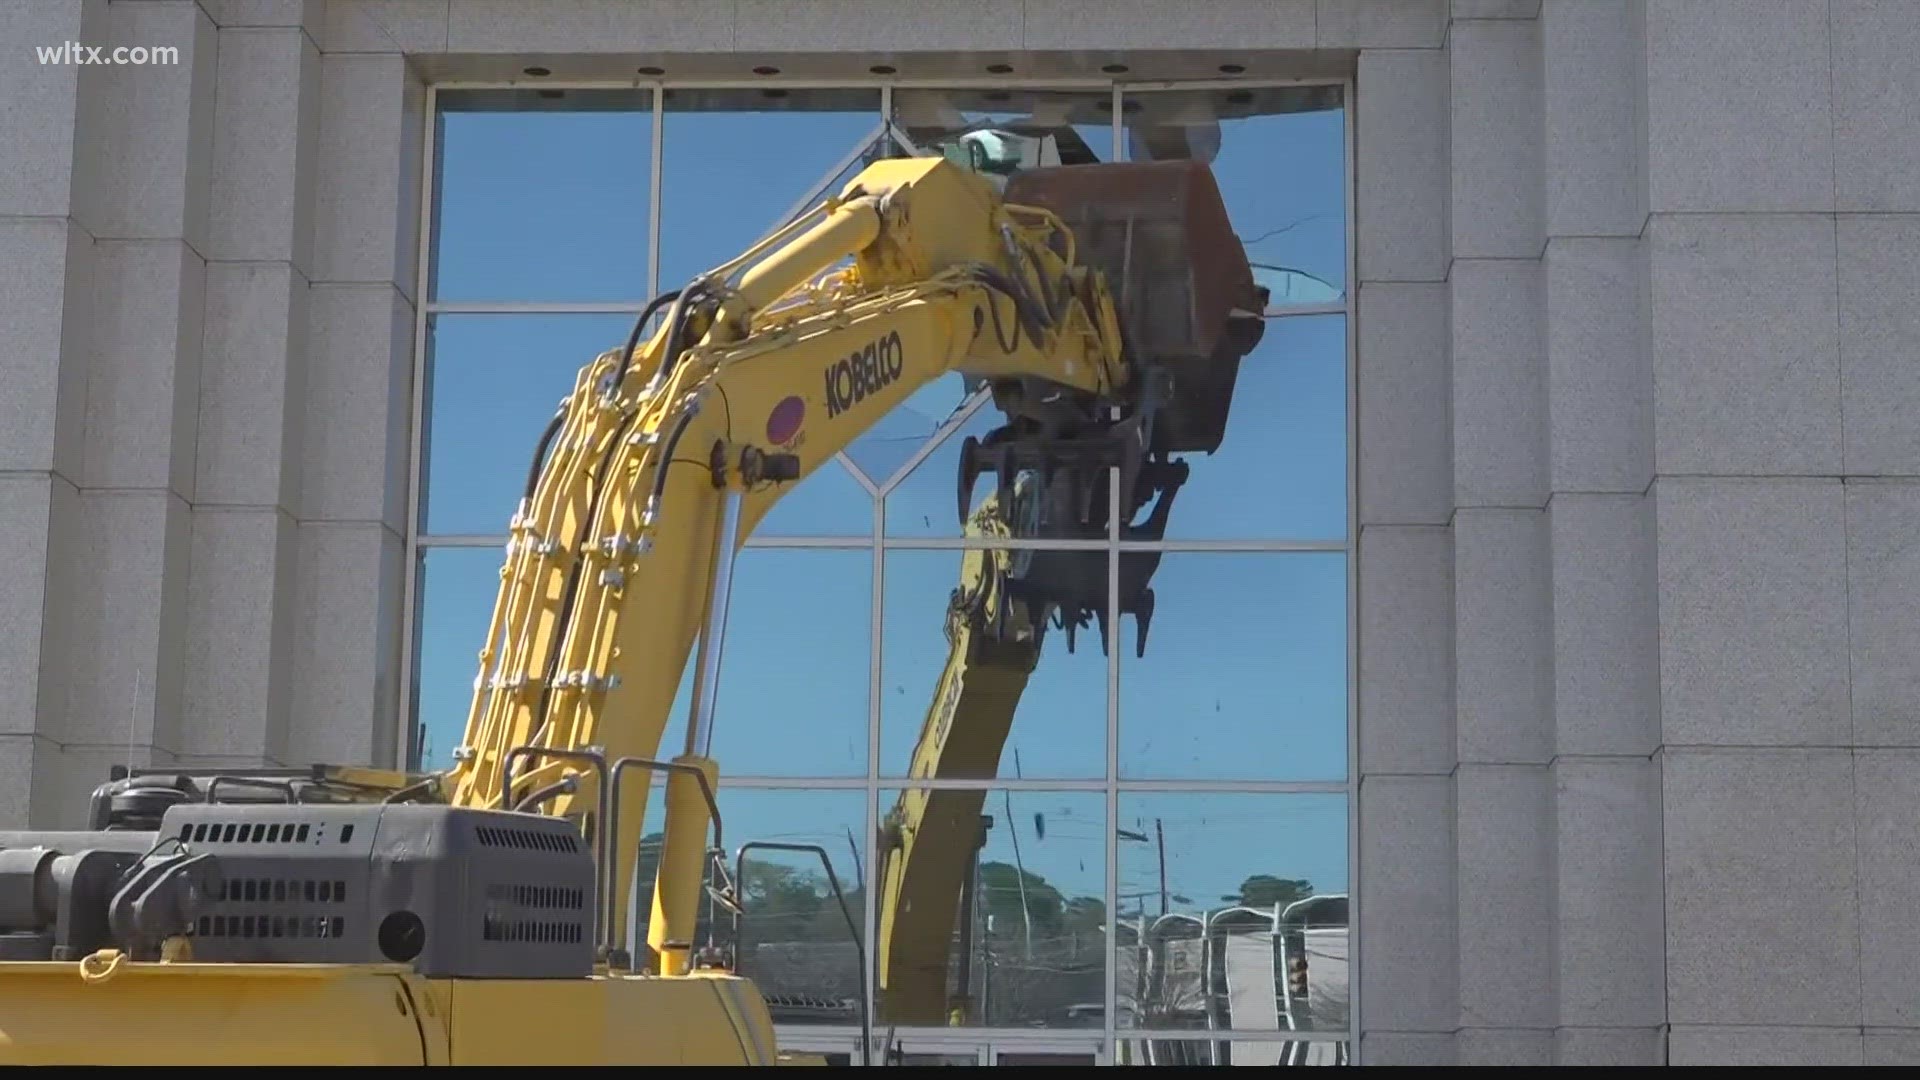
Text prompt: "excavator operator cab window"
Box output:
[[930, 128, 1066, 192], [939, 136, 993, 176]]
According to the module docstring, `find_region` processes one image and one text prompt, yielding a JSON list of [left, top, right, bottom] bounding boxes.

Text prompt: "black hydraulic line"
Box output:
[[523, 283, 714, 748], [648, 281, 715, 396], [509, 775, 578, 813], [975, 278, 1024, 356], [998, 226, 1059, 331], [643, 402, 704, 527], [512, 288, 677, 509], [523, 408, 566, 502], [608, 289, 682, 396], [527, 407, 646, 740], [971, 265, 1048, 348]]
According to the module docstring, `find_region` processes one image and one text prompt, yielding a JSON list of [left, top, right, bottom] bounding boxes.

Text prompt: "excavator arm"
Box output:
[[874, 492, 1044, 1023], [438, 150, 1263, 981]]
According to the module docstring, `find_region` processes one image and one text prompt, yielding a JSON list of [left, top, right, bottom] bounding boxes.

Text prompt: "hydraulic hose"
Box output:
[[523, 406, 647, 753], [523, 288, 680, 507], [523, 408, 566, 502], [609, 289, 682, 396]]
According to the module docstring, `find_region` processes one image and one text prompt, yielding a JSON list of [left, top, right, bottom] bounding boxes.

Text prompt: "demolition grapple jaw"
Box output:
[[948, 157, 1270, 665], [1081, 586, 1157, 659]]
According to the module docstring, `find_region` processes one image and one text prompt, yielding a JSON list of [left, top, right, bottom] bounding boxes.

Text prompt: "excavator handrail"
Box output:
[[607, 754, 726, 967], [609, 756, 723, 859], [204, 775, 309, 805], [729, 840, 869, 1067]]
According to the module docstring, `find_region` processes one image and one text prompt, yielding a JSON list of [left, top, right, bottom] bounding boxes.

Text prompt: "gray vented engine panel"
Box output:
[[159, 803, 595, 978]]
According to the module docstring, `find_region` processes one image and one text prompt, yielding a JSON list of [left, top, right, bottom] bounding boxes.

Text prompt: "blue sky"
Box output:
[[418, 87, 1351, 923]]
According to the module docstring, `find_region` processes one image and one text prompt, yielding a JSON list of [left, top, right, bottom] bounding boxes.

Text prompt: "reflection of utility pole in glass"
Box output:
[[1155, 819, 1168, 916], [1003, 788, 1034, 959], [951, 813, 991, 1026], [1117, 819, 1169, 916], [1116, 826, 1148, 916]]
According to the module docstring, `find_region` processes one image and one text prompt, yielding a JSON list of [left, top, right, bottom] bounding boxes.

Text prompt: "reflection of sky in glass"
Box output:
[[435, 108, 652, 302], [882, 389, 1001, 538], [413, 547, 496, 771], [755, 457, 871, 537], [1156, 315, 1347, 541], [1118, 793, 1349, 922], [417, 88, 1353, 932], [658, 103, 881, 295], [1121, 553, 1348, 781], [424, 313, 632, 535], [1124, 94, 1348, 299], [881, 550, 1109, 780]]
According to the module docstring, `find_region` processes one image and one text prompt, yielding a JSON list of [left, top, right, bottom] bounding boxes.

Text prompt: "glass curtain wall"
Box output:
[[409, 78, 1352, 1066]]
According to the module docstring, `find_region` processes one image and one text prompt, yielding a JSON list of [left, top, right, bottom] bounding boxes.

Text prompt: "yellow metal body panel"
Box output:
[[0, 961, 439, 1065], [0, 960, 783, 1066], [436, 972, 779, 1065]]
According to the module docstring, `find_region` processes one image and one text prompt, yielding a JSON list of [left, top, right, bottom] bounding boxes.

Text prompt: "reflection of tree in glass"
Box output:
[[1223, 874, 1314, 910], [974, 862, 1107, 931], [637, 832, 859, 945], [1062, 896, 1107, 932], [747, 861, 823, 919], [962, 861, 1108, 1028]]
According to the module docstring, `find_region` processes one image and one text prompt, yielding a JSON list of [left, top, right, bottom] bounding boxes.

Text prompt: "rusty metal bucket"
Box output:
[[1005, 160, 1264, 455]]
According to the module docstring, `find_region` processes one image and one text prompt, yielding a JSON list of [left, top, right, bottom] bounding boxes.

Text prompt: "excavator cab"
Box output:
[[937, 128, 1064, 186]]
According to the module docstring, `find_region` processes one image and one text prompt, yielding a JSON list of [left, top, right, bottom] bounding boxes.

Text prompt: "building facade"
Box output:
[[2, 0, 1916, 1067]]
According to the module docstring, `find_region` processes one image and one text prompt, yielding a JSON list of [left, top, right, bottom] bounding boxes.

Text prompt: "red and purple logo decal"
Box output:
[[766, 395, 806, 447]]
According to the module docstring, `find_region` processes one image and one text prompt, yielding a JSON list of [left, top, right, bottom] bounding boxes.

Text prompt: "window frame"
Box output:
[[402, 73, 1357, 1064]]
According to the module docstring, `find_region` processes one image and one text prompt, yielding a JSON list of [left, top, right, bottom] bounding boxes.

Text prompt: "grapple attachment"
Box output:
[[1003, 158, 1266, 455], [955, 159, 1266, 661]]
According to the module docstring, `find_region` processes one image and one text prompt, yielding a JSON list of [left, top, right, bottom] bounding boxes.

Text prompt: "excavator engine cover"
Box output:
[[1002, 159, 1263, 456], [1, 804, 597, 978]]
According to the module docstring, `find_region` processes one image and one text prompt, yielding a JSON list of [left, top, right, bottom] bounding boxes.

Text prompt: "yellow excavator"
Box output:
[[0, 131, 1263, 1064]]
